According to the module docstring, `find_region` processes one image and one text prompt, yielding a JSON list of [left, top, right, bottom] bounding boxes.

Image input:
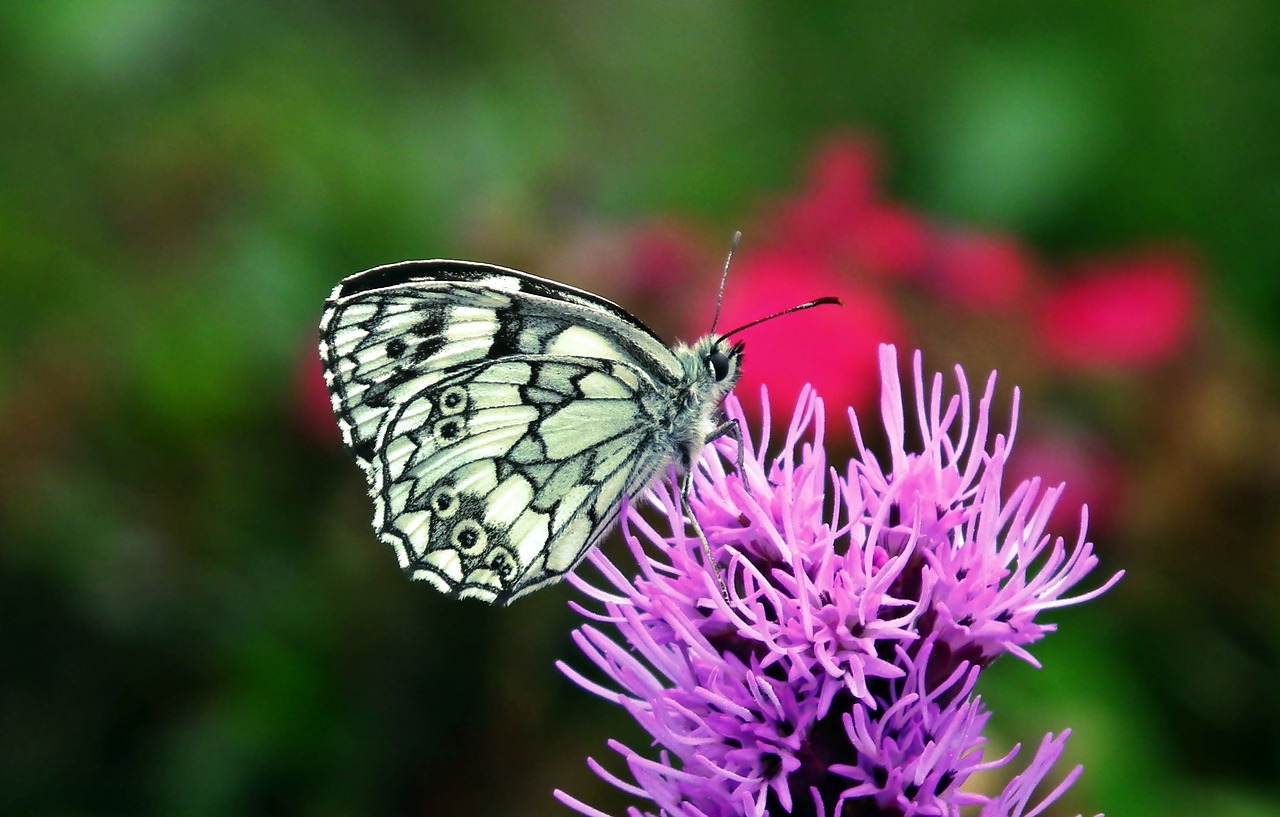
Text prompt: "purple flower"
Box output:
[[556, 345, 1121, 817]]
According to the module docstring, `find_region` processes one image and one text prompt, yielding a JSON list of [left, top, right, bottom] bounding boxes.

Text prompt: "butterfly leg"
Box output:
[[681, 469, 732, 603], [680, 418, 743, 603], [680, 471, 732, 604], [708, 418, 751, 495]]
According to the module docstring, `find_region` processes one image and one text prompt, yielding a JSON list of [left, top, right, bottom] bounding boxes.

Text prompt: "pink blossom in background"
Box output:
[[840, 203, 931, 280], [1006, 431, 1126, 535], [769, 134, 881, 251], [297, 336, 342, 447], [767, 135, 929, 280], [716, 248, 906, 418], [622, 217, 706, 297], [645, 133, 1204, 447], [806, 132, 881, 204], [1037, 249, 1199, 371], [927, 231, 1036, 311]]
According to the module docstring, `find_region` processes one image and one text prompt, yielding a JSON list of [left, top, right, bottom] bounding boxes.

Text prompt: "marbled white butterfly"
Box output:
[[319, 240, 836, 604]]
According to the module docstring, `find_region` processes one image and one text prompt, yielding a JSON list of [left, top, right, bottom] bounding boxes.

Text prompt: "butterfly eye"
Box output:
[[708, 350, 732, 381]]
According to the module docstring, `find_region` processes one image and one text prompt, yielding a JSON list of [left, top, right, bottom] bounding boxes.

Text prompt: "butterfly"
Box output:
[[319, 239, 837, 605]]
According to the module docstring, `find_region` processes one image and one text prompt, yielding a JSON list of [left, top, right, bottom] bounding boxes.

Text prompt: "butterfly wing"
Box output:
[[370, 355, 672, 604], [319, 260, 681, 470], [319, 260, 687, 604]]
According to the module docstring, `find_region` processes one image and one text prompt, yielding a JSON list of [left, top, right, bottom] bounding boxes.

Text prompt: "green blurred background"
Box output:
[[3, 3, 1278, 816]]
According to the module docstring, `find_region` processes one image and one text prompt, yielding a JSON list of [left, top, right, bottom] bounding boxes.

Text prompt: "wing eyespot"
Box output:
[[451, 519, 488, 556], [488, 548, 518, 582], [440, 386, 468, 414], [431, 486, 459, 518], [434, 417, 465, 440]]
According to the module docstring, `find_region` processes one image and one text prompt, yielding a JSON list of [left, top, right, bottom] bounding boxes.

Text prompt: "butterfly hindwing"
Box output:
[[369, 355, 669, 603]]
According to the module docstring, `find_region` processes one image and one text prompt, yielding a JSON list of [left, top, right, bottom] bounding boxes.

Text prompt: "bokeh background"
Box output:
[[3, 3, 1279, 816]]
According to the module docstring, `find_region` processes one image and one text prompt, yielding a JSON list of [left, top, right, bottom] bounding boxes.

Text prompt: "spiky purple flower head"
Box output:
[[556, 345, 1121, 817]]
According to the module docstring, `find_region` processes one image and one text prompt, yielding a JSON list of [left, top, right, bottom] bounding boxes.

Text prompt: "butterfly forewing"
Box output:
[[319, 261, 680, 470]]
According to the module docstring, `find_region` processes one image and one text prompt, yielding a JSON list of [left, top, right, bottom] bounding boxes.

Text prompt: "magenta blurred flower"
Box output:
[[767, 134, 929, 280], [1037, 249, 1199, 371], [557, 346, 1120, 817], [770, 134, 881, 251], [716, 248, 905, 419], [927, 232, 1036, 311], [840, 204, 930, 280], [296, 335, 343, 447], [1005, 431, 1125, 536], [624, 217, 707, 297]]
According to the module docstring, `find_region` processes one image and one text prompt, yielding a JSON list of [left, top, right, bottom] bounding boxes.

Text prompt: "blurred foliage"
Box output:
[[1, 2, 1278, 816]]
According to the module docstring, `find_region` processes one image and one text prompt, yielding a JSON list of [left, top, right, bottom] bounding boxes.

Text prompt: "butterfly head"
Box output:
[[671, 334, 745, 446], [702, 335, 746, 396]]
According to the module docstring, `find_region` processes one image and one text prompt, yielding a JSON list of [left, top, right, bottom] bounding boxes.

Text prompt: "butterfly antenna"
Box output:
[[721, 296, 843, 339], [708, 231, 742, 335]]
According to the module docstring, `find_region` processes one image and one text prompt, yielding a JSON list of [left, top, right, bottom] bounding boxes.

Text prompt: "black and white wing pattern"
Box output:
[[319, 260, 746, 605]]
